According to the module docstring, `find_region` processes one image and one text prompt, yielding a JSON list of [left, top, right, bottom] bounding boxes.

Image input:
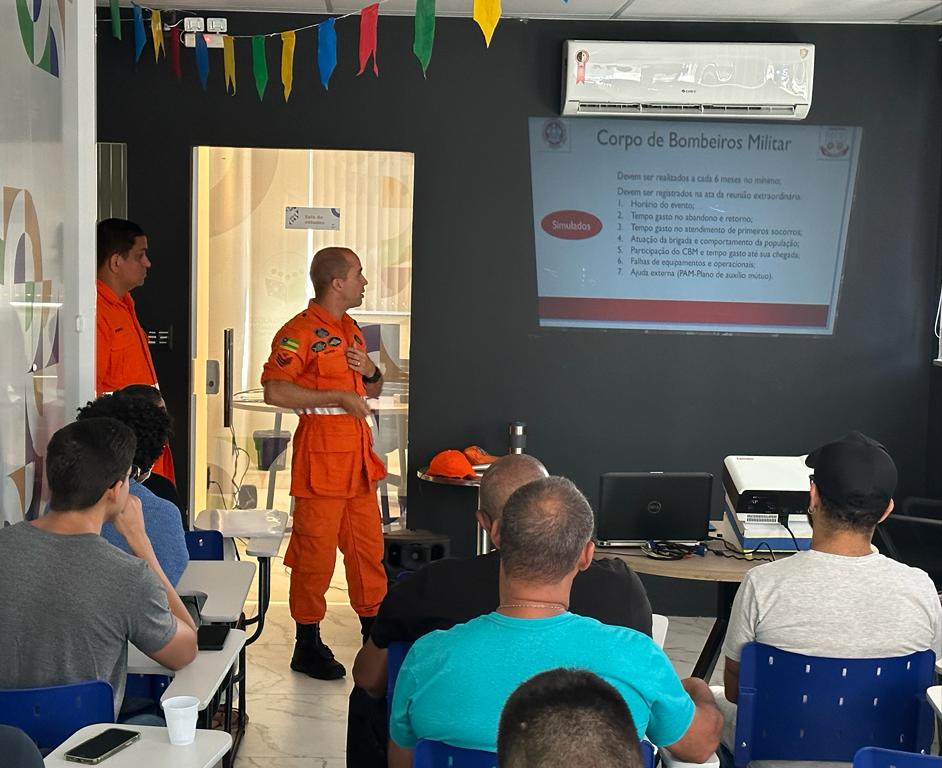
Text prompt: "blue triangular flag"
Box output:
[[317, 17, 337, 90], [195, 33, 209, 90], [133, 4, 145, 62]]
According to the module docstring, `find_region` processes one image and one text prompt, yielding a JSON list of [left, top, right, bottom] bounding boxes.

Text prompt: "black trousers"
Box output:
[[346, 685, 388, 768]]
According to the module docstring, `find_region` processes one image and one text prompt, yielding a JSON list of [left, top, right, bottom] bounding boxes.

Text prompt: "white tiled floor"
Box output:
[[233, 537, 724, 766]]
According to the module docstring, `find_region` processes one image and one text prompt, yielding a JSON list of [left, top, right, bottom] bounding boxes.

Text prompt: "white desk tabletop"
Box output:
[[44, 724, 231, 768], [177, 560, 256, 623], [928, 685, 942, 720], [127, 629, 247, 709], [195, 508, 288, 539]]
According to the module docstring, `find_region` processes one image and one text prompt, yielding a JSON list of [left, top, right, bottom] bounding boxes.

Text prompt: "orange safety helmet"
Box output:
[[428, 449, 478, 479]]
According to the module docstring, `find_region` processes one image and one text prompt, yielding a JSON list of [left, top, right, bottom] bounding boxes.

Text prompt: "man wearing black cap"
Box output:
[[717, 432, 942, 749]]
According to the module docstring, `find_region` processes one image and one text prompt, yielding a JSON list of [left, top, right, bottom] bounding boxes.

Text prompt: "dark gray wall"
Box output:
[[97, 13, 942, 614]]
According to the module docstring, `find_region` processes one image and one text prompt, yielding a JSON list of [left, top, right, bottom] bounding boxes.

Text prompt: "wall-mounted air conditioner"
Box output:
[[562, 41, 814, 120]]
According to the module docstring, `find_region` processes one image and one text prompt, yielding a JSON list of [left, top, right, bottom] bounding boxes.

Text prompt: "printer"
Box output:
[[723, 455, 812, 552]]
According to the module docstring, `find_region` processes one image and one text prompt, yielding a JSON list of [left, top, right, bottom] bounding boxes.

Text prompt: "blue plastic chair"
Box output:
[[854, 747, 942, 768], [0, 680, 114, 751], [734, 643, 936, 768], [387, 640, 412, 719], [185, 529, 224, 560]]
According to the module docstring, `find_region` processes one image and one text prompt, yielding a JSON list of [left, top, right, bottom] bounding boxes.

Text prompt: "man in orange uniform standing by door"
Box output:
[[96, 218, 175, 484], [261, 247, 388, 680]]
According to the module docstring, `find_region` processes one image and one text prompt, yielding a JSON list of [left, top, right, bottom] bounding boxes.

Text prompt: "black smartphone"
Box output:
[[197, 623, 231, 650], [64, 728, 141, 764]]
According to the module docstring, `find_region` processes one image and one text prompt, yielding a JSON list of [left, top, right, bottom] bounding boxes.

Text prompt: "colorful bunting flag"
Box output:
[[317, 18, 337, 90], [132, 5, 146, 62], [473, 0, 501, 47], [413, 0, 435, 76], [252, 36, 268, 101], [170, 27, 181, 79], [358, 3, 380, 77], [195, 33, 209, 89], [281, 31, 296, 101], [223, 36, 236, 94], [110, 0, 121, 40], [150, 10, 164, 61]]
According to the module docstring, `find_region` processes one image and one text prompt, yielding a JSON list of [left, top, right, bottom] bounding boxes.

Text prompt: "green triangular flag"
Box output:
[[252, 35, 268, 101], [413, 0, 435, 76], [110, 0, 122, 40]]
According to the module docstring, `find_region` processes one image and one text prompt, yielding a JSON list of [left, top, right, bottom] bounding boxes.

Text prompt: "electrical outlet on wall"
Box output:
[[206, 17, 227, 33], [183, 16, 204, 32]]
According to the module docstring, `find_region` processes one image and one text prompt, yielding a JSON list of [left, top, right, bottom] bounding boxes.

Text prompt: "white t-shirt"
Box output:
[[724, 549, 942, 661]]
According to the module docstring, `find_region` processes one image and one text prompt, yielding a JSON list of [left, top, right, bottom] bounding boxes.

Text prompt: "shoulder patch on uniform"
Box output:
[[275, 353, 292, 368], [315, 327, 329, 338], [312, 341, 327, 353], [279, 337, 300, 352], [328, 336, 342, 347]]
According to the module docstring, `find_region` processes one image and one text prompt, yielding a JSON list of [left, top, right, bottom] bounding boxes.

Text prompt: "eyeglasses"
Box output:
[[809, 474, 815, 485]]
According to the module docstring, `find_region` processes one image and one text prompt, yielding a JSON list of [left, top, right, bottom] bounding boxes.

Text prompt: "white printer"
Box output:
[[723, 455, 812, 552]]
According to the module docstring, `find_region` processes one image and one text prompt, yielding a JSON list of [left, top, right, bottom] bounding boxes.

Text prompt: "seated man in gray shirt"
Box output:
[[719, 431, 942, 759], [0, 418, 198, 719]]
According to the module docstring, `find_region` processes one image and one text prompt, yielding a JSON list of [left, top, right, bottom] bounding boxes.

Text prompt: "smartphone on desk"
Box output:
[[64, 728, 140, 764], [197, 623, 231, 651]]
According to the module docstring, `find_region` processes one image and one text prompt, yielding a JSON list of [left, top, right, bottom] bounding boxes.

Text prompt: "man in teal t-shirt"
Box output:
[[389, 477, 723, 767]]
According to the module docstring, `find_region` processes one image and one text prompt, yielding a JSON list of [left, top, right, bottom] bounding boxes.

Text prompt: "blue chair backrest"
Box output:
[[735, 643, 936, 768], [854, 747, 942, 768], [185, 529, 224, 560], [387, 639, 412, 718], [414, 739, 497, 768], [0, 680, 114, 751]]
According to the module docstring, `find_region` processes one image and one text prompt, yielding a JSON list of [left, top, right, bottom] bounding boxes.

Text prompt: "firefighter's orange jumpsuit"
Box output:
[[261, 300, 388, 624], [96, 280, 175, 484]]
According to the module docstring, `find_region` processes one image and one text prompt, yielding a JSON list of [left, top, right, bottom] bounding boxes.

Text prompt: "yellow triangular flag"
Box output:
[[151, 9, 164, 61], [473, 0, 501, 47], [223, 36, 236, 94], [281, 31, 295, 101]]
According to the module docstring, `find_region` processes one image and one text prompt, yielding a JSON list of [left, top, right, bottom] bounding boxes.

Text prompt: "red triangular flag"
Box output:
[[170, 28, 182, 79], [358, 3, 379, 77]]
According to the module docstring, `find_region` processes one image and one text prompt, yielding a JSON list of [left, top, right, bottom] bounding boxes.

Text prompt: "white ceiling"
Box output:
[[119, 0, 942, 24]]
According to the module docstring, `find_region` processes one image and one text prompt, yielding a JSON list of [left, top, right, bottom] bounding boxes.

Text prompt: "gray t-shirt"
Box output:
[[0, 522, 177, 716], [723, 549, 942, 661]]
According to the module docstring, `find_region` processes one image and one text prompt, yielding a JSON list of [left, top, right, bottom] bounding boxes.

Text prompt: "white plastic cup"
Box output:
[[161, 695, 200, 745]]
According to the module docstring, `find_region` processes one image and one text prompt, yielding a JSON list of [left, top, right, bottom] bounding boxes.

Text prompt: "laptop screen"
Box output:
[[596, 472, 713, 544]]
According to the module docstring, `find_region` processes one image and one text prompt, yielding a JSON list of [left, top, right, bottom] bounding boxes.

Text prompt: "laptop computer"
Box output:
[[596, 472, 713, 546]]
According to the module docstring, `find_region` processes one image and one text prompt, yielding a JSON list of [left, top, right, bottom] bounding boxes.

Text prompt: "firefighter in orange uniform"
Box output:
[[96, 218, 175, 484], [261, 247, 388, 680]]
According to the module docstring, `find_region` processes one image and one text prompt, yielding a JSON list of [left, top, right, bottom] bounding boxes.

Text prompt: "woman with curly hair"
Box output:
[[76, 388, 188, 586]]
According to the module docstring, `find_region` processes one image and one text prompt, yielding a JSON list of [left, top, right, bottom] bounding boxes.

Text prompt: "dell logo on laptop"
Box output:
[[647, 500, 663, 515]]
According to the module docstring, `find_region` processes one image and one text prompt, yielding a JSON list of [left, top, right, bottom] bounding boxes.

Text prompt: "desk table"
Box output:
[[599, 521, 796, 680], [44, 724, 231, 768], [177, 560, 256, 624]]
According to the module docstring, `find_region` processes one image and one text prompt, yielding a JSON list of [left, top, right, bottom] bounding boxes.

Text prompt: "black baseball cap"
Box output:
[[805, 431, 897, 507]]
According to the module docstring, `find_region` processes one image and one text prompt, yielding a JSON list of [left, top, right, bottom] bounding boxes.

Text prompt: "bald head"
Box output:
[[479, 454, 548, 523], [310, 247, 356, 297]]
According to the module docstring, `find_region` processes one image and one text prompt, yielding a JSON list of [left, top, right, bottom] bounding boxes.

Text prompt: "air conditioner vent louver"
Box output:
[[575, 102, 797, 117]]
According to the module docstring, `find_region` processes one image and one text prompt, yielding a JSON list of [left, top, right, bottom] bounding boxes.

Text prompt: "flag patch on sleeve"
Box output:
[[279, 337, 300, 352]]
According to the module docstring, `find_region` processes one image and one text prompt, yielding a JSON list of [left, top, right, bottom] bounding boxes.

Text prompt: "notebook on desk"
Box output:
[[595, 472, 713, 546]]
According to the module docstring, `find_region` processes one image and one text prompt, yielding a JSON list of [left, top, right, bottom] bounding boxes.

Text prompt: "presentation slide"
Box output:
[[528, 118, 861, 334]]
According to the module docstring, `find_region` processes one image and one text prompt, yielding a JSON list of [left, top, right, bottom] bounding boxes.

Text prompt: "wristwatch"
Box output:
[[362, 365, 382, 384]]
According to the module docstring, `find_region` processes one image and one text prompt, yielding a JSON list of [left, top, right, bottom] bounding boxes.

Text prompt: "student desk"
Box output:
[[598, 520, 797, 680], [44, 724, 231, 768], [177, 560, 256, 624], [194, 508, 288, 644]]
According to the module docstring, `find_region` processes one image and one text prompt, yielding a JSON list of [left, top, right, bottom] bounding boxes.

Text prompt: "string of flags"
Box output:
[[108, 0, 514, 99]]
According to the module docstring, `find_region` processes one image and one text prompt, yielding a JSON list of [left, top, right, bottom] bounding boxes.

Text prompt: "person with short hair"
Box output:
[[498, 668, 643, 768], [76, 389, 188, 585], [388, 476, 722, 768], [719, 432, 942, 757], [347, 455, 652, 768], [0, 418, 197, 718], [96, 218, 175, 484], [262, 247, 388, 680]]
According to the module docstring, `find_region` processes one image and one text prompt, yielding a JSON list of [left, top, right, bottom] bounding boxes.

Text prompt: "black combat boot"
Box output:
[[290, 622, 346, 680], [359, 615, 375, 645]]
